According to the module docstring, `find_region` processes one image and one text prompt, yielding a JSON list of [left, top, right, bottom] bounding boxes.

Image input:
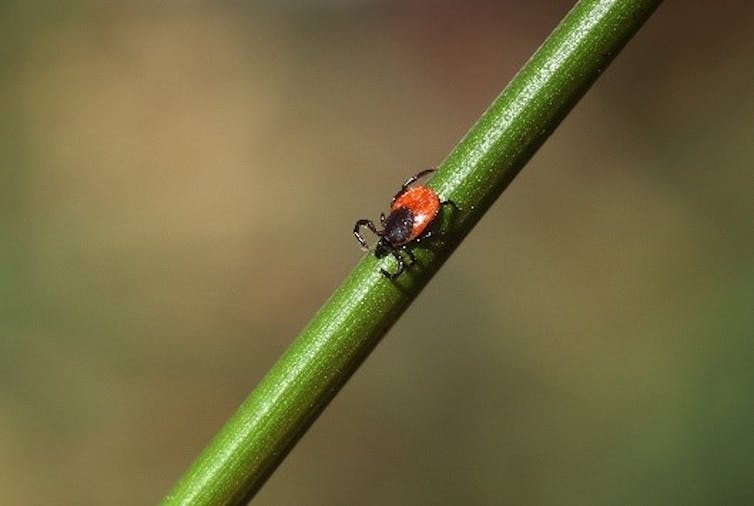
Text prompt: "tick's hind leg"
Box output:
[[381, 249, 405, 279], [413, 199, 459, 245], [353, 219, 382, 250], [402, 246, 417, 267], [391, 168, 436, 205], [440, 199, 460, 212]]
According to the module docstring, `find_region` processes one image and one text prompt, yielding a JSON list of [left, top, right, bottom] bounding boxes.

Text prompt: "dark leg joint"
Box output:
[[354, 219, 381, 250]]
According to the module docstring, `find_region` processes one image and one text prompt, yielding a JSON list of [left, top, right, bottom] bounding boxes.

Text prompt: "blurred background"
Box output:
[[2, 1, 753, 504]]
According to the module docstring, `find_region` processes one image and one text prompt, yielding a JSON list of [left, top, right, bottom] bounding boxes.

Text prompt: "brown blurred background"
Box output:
[[2, 1, 753, 504]]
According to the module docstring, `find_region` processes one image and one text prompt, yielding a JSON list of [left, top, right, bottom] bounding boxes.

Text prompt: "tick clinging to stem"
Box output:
[[353, 168, 457, 279]]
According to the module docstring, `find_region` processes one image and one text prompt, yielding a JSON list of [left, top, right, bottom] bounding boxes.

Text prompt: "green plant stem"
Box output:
[[162, 0, 663, 504]]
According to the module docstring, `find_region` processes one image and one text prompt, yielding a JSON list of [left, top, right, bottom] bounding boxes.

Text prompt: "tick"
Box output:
[[354, 168, 455, 279]]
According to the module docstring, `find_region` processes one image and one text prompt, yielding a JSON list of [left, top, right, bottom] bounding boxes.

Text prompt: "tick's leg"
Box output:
[[380, 212, 386, 225], [414, 230, 433, 243], [403, 246, 417, 267], [391, 168, 436, 205], [409, 200, 458, 247], [381, 249, 405, 279], [353, 219, 382, 250], [440, 200, 460, 211]]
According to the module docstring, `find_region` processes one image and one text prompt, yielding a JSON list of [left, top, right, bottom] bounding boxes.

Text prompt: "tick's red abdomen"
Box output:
[[392, 186, 441, 242]]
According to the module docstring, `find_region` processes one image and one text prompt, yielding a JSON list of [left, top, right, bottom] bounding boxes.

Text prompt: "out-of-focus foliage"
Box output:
[[1, 2, 752, 504]]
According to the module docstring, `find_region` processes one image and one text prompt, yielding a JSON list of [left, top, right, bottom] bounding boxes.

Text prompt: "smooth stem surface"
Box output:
[[163, 0, 663, 504]]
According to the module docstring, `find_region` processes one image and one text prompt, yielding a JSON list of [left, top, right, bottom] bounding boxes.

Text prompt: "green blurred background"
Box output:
[[2, 1, 753, 504]]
